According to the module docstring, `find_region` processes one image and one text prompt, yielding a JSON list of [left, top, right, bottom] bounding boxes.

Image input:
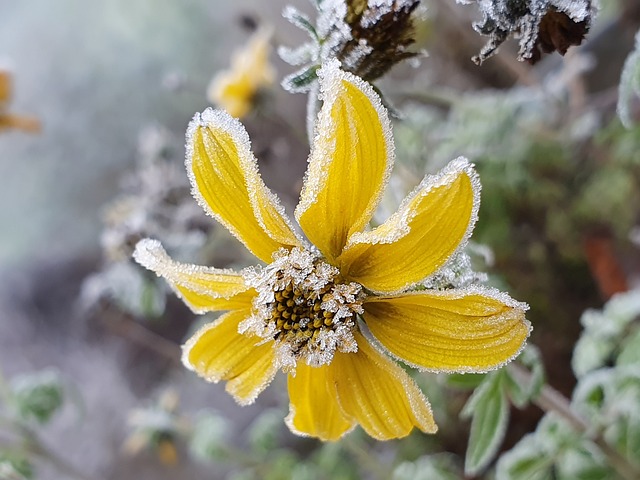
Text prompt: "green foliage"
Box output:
[[392, 453, 461, 480], [188, 411, 229, 462], [617, 30, 640, 128], [498, 291, 640, 479], [496, 414, 609, 480], [461, 370, 510, 476], [9, 370, 64, 425], [0, 454, 34, 480], [458, 347, 546, 475], [572, 289, 640, 378]]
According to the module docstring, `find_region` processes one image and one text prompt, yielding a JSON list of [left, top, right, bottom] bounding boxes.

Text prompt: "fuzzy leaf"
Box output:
[[505, 348, 545, 408], [446, 373, 486, 390], [282, 6, 318, 40], [462, 371, 510, 475], [618, 31, 640, 128], [0, 454, 34, 480], [393, 454, 461, 480], [617, 328, 640, 366], [10, 370, 64, 425], [281, 65, 319, 93], [495, 435, 551, 480]]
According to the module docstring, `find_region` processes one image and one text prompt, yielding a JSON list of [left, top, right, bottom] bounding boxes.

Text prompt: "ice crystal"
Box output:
[[423, 251, 488, 290], [466, 0, 596, 64], [241, 247, 362, 372]]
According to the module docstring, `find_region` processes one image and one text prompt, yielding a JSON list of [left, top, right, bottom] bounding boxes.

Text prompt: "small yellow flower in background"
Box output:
[[135, 60, 531, 441], [206, 28, 275, 119], [0, 68, 40, 133]]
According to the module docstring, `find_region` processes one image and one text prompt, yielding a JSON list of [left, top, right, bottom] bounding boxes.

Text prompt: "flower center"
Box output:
[[241, 247, 363, 371]]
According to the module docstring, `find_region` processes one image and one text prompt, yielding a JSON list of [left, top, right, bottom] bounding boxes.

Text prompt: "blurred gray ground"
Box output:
[[0, 1, 309, 478]]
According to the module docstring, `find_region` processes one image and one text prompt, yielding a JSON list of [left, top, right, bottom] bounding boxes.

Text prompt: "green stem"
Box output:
[[508, 363, 639, 480]]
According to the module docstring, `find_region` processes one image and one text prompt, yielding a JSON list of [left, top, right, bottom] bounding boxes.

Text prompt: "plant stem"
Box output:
[[508, 363, 639, 480]]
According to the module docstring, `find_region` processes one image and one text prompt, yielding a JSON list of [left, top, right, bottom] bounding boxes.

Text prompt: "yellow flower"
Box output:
[[206, 28, 275, 119], [134, 60, 530, 441]]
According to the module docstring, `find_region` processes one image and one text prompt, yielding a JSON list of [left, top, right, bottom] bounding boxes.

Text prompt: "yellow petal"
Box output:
[[364, 287, 531, 373], [295, 60, 394, 263], [186, 109, 303, 263], [339, 158, 479, 293], [328, 331, 437, 440], [182, 309, 277, 405], [285, 363, 355, 441], [133, 239, 254, 314]]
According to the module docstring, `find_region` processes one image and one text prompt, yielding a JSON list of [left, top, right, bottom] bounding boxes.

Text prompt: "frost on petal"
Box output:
[[181, 309, 277, 405], [239, 247, 362, 372], [295, 59, 395, 263], [364, 286, 531, 373], [186, 109, 304, 263], [328, 331, 438, 440], [339, 158, 480, 294], [133, 238, 254, 313], [285, 362, 355, 441]]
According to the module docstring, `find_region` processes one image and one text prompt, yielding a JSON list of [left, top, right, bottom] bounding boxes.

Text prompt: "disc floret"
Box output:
[[241, 247, 363, 371]]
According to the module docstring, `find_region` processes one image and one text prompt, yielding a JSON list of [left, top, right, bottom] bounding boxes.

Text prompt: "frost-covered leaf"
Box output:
[[461, 371, 510, 475], [393, 454, 461, 480], [282, 5, 319, 39], [536, 413, 583, 453], [247, 409, 284, 454], [9, 370, 64, 425], [618, 31, 640, 128], [495, 434, 551, 480], [572, 290, 640, 377], [498, 413, 611, 480], [81, 262, 166, 318], [572, 334, 616, 379], [278, 43, 318, 67], [504, 347, 545, 408], [281, 65, 320, 93], [617, 328, 640, 366], [571, 368, 610, 421], [188, 411, 230, 462], [446, 372, 486, 389], [0, 454, 34, 480]]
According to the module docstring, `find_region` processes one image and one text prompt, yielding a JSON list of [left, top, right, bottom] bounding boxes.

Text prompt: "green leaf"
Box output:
[[617, 328, 640, 366], [282, 6, 318, 40], [617, 30, 640, 128], [247, 409, 283, 454], [462, 371, 510, 475], [188, 411, 229, 462], [9, 370, 64, 425], [504, 347, 545, 408], [393, 454, 461, 480], [446, 373, 486, 390], [495, 435, 551, 480], [281, 65, 319, 93], [0, 454, 34, 480]]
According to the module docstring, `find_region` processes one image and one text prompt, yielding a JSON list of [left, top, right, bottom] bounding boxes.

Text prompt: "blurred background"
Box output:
[[1, 0, 639, 479]]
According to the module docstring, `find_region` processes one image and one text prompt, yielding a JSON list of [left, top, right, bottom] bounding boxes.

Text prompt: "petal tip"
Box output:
[[132, 238, 165, 272]]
